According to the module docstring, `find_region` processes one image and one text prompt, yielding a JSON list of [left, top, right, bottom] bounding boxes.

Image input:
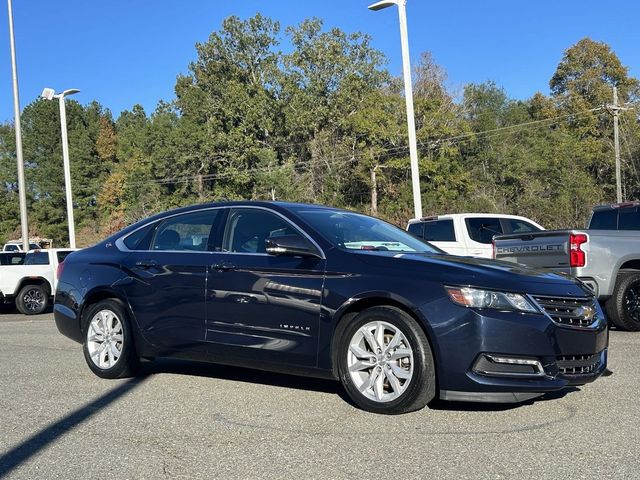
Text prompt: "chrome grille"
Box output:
[[557, 352, 601, 375], [532, 295, 599, 328]]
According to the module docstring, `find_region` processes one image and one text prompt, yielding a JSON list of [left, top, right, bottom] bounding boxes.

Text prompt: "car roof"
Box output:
[[101, 200, 351, 245], [592, 201, 640, 211], [408, 213, 537, 222], [25, 248, 78, 253]]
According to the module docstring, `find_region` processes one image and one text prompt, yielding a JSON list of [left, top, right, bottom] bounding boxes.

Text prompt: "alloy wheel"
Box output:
[[347, 320, 414, 403], [23, 288, 44, 313], [86, 309, 124, 369], [624, 280, 640, 322]]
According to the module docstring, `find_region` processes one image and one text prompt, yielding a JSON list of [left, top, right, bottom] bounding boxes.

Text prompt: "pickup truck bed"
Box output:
[[494, 203, 640, 331]]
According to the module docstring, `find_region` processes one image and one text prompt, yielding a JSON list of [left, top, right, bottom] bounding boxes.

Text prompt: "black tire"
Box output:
[[336, 306, 436, 414], [82, 299, 140, 379], [605, 272, 640, 331], [16, 284, 49, 315]]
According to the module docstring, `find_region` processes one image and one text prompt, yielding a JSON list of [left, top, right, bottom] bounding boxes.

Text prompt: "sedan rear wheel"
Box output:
[[338, 306, 435, 414], [87, 309, 124, 369], [82, 299, 140, 378]]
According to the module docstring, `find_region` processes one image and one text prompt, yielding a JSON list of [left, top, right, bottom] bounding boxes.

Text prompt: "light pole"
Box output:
[[369, 0, 422, 219], [7, 0, 30, 251], [41, 87, 80, 248]]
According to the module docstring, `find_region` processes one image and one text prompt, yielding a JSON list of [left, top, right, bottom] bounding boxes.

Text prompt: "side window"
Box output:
[[423, 220, 456, 242], [124, 221, 159, 250], [407, 223, 424, 238], [223, 208, 302, 254], [589, 209, 617, 230], [150, 210, 220, 252], [466, 218, 503, 244], [618, 207, 640, 230], [24, 252, 50, 265], [4, 244, 18, 252], [505, 219, 541, 234]]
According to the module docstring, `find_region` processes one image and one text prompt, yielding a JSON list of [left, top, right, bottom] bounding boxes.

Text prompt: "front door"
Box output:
[[205, 207, 325, 367], [122, 208, 222, 350]]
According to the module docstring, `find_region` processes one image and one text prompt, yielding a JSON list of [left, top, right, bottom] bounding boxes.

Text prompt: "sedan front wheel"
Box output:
[[337, 306, 436, 414]]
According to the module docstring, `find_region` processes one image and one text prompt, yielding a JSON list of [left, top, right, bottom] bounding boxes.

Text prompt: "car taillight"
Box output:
[[56, 262, 64, 280], [492, 239, 496, 259], [569, 233, 588, 267]]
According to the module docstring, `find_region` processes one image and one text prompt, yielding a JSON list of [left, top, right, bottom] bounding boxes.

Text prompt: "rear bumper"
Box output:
[[53, 303, 83, 343]]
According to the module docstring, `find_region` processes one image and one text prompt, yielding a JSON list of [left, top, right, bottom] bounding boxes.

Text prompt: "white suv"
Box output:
[[407, 213, 544, 258], [3, 241, 41, 252]]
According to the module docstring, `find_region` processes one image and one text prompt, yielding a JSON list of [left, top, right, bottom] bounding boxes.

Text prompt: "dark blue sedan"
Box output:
[[54, 202, 608, 414]]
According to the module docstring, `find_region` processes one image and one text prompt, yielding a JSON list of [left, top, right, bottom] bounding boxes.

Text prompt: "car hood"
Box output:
[[354, 251, 590, 296]]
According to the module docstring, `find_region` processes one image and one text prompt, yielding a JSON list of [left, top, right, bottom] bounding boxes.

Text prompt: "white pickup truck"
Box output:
[[407, 213, 544, 258], [0, 249, 76, 315], [493, 202, 640, 331]]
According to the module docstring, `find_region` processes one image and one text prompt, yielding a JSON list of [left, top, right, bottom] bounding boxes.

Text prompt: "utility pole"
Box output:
[[7, 0, 30, 251], [608, 86, 631, 203], [613, 86, 622, 203]]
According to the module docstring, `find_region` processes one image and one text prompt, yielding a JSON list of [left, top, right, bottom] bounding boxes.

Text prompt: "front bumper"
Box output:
[[423, 297, 609, 403]]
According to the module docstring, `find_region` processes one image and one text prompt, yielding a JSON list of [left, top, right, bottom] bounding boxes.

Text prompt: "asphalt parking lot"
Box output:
[[1, 313, 639, 479]]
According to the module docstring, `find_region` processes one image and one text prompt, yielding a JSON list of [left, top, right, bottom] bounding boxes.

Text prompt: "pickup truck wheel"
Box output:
[[82, 299, 140, 379], [337, 306, 436, 414], [606, 272, 640, 331], [16, 284, 48, 315]]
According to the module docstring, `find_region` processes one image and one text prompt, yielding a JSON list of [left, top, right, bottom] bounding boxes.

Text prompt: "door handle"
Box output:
[[212, 263, 237, 272], [135, 260, 159, 269]]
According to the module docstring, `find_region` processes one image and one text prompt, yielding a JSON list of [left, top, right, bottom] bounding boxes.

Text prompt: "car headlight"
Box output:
[[445, 286, 539, 313]]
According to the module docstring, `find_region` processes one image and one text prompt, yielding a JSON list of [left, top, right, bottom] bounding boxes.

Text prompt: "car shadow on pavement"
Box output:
[[0, 375, 148, 478], [141, 357, 351, 400], [429, 387, 581, 412]]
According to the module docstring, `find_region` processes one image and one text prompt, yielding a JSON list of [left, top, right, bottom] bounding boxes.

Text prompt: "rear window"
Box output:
[[407, 222, 424, 237], [422, 220, 456, 242], [505, 219, 541, 234], [24, 252, 49, 265], [466, 218, 503, 244], [56, 251, 73, 263], [589, 209, 617, 229], [618, 207, 640, 230]]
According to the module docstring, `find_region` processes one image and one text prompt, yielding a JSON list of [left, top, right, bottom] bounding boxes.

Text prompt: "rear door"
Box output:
[[121, 208, 222, 349], [464, 217, 504, 258], [0, 253, 25, 295], [205, 207, 325, 367], [408, 219, 462, 255]]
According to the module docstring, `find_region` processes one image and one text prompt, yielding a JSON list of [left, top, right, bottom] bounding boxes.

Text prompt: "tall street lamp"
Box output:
[[7, 0, 30, 251], [41, 87, 80, 248], [368, 0, 423, 219]]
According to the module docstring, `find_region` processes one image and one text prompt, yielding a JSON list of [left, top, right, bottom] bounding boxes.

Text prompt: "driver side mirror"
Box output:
[[265, 235, 321, 258]]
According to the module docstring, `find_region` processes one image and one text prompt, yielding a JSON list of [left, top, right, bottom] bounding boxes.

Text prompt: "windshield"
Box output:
[[294, 209, 442, 254]]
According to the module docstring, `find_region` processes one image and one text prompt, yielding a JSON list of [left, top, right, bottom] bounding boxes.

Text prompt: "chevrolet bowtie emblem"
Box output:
[[577, 305, 596, 322]]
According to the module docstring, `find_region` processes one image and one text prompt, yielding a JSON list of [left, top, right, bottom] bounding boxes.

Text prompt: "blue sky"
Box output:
[[0, 0, 638, 122]]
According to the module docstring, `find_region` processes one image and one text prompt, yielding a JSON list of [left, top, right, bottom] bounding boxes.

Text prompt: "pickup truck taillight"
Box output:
[[569, 233, 588, 267], [492, 239, 496, 259], [56, 262, 64, 280]]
